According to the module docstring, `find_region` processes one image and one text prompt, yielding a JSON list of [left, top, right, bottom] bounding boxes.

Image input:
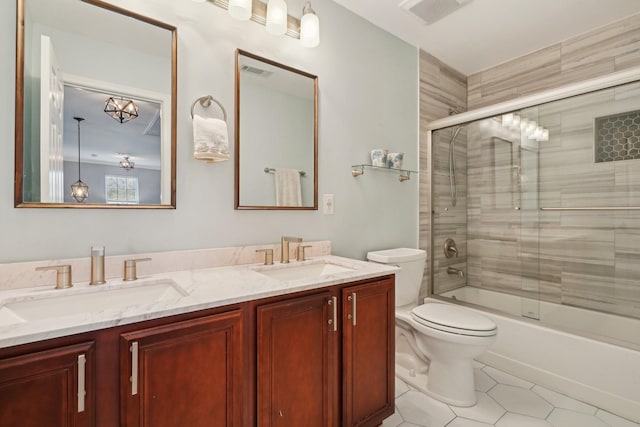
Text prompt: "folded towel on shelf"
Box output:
[[193, 114, 229, 162], [274, 168, 302, 207]]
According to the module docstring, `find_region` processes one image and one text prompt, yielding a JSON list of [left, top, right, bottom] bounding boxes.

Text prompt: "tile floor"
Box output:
[[384, 362, 639, 427]]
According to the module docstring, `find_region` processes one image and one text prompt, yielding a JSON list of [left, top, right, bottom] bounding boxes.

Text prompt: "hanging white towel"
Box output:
[[193, 114, 229, 162], [275, 168, 302, 207]]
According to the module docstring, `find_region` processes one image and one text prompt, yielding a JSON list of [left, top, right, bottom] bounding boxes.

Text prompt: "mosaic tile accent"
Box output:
[[594, 110, 640, 163]]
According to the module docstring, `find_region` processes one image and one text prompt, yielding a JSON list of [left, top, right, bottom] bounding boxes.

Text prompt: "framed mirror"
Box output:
[[15, 0, 177, 208], [234, 50, 318, 210]]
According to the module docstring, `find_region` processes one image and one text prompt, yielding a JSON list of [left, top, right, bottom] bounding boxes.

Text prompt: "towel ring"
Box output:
[[190, 95, 227, 121]]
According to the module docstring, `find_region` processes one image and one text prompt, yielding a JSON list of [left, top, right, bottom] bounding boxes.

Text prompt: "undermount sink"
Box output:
[[253, 260, 356, 281], [0, 279, 187, 324]]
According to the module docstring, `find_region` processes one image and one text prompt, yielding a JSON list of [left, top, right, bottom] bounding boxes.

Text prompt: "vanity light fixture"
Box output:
[[119, 155, 135, 171], [104, 97, 139, 124], [300, 1, 320, 48], [266, 0, 288, 35], [228, 0, 252, 20], [71, 117, 89, 203]]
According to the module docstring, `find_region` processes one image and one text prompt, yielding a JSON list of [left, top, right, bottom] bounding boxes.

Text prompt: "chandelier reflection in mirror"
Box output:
[[71, 117, 89, 203], [104, 97, 139, 123], [119, 155, 135, 171]]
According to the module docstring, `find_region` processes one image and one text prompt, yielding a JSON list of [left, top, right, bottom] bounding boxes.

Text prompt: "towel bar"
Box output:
[[190, 95, 227, 121], [264, 167, 306, 177]]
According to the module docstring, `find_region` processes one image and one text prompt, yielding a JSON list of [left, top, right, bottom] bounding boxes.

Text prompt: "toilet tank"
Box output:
[[367, 248, 427, 307]]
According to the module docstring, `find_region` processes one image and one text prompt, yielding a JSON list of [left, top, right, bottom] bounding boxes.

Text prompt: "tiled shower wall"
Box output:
[[418, 51, 467, 300], [421, 12, 640, 310]]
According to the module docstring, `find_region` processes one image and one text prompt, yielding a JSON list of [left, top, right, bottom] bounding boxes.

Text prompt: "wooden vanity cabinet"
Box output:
[[256, 290, 338, 427], [119, 310, 244, 427], [256, 275, 395, 427], [0, 341, 95, 427], [342, 279, 395, 427]]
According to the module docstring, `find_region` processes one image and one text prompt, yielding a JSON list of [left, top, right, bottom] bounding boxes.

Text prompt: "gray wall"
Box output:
[[2, 0, 418, 262]]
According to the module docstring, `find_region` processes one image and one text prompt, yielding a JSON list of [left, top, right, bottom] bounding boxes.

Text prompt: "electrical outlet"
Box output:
[[323, 194, 334, 215]]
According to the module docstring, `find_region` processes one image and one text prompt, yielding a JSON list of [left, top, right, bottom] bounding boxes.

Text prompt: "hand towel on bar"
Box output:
[[275, 168, 302, 207], [193, 114, 229, 162]]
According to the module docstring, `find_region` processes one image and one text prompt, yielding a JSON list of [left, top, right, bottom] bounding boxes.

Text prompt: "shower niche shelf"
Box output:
[[351, 164, 417, 182]]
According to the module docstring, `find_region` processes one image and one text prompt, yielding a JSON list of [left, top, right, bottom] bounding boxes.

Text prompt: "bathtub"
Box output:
[[432, 287, 640, 423]]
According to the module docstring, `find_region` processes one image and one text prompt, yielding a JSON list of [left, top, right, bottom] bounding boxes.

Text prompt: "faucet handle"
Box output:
[[35, 265, 73, 289], [123, 258, 152, 281], [296, 245, 312, 262], [256, 249, 274, 265]]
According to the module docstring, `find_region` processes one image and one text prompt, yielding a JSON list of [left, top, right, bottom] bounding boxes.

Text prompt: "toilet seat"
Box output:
[[411, 303, 497, 337]]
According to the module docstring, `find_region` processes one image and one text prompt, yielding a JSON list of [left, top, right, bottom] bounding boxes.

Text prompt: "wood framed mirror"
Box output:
[[15, 0, 177, 208], [234, 49, 318, 210]]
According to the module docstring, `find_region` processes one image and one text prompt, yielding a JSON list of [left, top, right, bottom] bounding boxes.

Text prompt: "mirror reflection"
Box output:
[[16, 0, 176, 207], [235, 50, 318, 210]]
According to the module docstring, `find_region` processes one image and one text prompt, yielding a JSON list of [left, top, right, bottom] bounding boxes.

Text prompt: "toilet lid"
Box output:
[[411, 303, 497, 337]]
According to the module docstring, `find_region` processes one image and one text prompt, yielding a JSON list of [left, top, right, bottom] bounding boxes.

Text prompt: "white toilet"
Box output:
[[367, 248, 497, 407]]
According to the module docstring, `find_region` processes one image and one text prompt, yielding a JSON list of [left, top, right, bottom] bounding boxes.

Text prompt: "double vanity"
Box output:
[[0, 243, 397, 427]]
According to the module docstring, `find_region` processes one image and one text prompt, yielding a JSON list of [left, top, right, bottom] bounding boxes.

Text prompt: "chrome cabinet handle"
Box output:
[[77, 354, 86, 413], [130, 342, 139, 396], [328, 297, 337, 332], [348, 293, 357, 326]]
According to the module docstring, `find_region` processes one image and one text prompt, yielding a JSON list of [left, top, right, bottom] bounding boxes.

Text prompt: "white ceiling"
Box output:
[[332, 0, 640, 75]]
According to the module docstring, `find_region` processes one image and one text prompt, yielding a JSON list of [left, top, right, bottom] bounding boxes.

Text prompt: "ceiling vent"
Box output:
[[398, 0, 472, 25], [240, 64, 273, 77]]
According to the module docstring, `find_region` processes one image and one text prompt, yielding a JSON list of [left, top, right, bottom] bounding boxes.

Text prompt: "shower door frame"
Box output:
[[425, 66, 640, 302]]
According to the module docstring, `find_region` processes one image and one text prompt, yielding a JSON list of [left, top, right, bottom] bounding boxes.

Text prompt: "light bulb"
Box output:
[[228, 0, 252, 20], [266, 0, 288, 35], [502, 113, 513, 126], [300, 2, 319, 48]]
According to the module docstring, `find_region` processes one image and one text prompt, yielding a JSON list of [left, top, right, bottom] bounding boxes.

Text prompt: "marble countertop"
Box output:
[[0, 256, 397, 349]]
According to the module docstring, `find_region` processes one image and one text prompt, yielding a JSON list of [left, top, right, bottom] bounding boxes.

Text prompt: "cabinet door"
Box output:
[[0, 341, 95, 427], [120, 310, 244, 427], [257, 291, 338, 427], [342, 278, 395, 427]]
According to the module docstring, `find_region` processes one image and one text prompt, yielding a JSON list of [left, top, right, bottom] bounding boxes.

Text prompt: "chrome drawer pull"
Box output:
[[328, 297, 337, 332], [77, 354, 86, 413], [130, 342, 139, 396]]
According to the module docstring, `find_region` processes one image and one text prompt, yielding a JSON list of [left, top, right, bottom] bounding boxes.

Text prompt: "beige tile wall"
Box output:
[[418, 51, 467, 300], [467, 14, 640, 109]]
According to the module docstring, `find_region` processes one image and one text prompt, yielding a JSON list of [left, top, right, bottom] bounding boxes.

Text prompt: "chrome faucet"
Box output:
[[90, 246, 106, 285], [280, 236, 302, 263]]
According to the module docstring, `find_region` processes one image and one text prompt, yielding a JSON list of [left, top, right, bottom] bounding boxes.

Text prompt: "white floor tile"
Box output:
[[446, 417, 494, 427], [451, 392, 506, 424], [474, 368, 497, 392], [472, 360, 486, 369], [532, 385, 596, 415], [396, 376, 410, 398], [398, 423, 424, 427], [483, 366, 534, 389], [383, 410, 404, 427], [396, 390, 455, 427], [495, 412, 553, 427], [548, 408, 609, 427], [595, 409, 640, 427], [488, 384, 553, 418]]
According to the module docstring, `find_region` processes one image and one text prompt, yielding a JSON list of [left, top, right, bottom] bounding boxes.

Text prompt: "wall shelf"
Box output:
[[351, 164, 417, 182]]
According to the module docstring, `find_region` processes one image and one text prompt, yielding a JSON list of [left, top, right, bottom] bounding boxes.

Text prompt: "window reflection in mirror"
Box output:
[[15, 0, 176, 208], [234, 50, 318, 210]]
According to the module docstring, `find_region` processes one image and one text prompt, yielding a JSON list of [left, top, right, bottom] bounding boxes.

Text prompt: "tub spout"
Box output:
[[447, 267, 464, 277]]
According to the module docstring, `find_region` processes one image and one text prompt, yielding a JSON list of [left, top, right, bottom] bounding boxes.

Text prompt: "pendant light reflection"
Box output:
[[266, 0, 288, 35], [300, 2, 319, 48], [71, 117, 89, 203], [104, 97, 139, 124], [228, 0, 252, 20], [119, 155, 135, 171]]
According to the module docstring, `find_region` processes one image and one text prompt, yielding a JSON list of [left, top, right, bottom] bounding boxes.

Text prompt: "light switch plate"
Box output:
[[323, 194, 334, 215]]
